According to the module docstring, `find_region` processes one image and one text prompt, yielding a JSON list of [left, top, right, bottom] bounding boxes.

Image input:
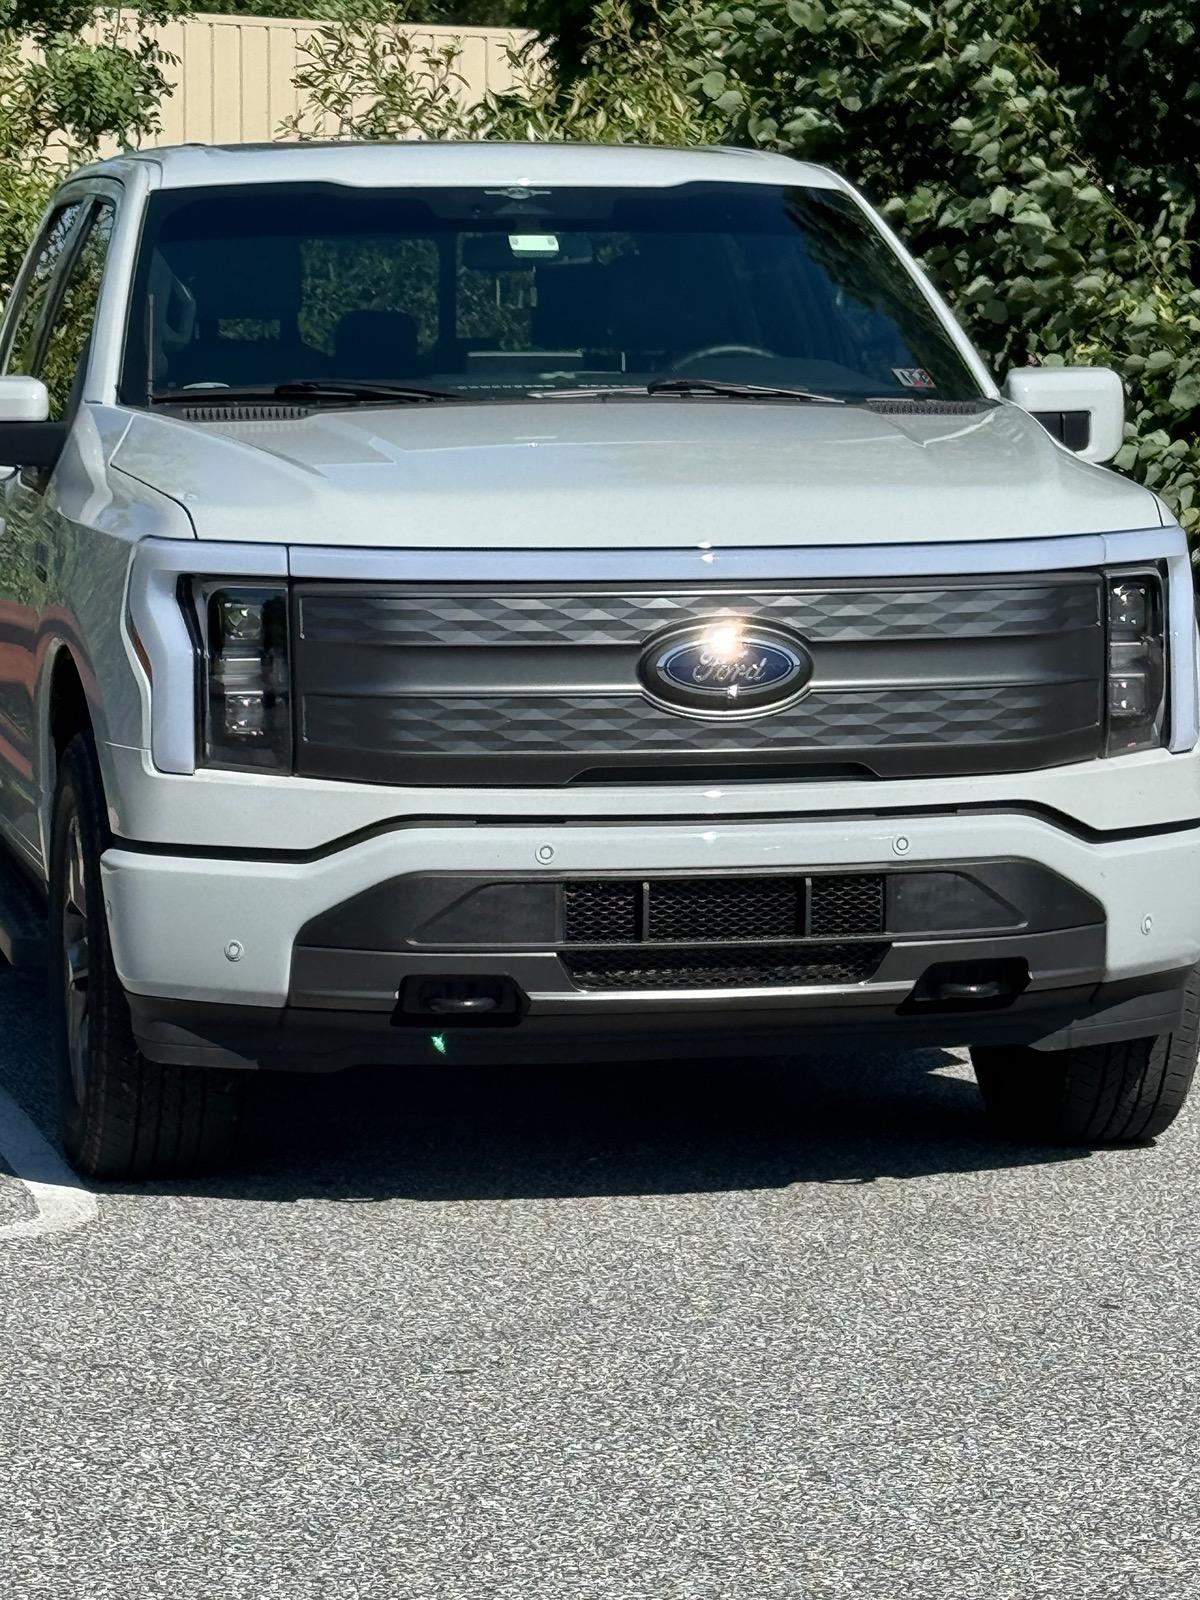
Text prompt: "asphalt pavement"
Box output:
[[1, 961, 1198, 1599]]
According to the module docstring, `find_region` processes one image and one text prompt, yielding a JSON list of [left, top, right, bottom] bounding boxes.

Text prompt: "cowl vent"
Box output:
[[175, 402, 313, 423], [866, 397, 995, 415]]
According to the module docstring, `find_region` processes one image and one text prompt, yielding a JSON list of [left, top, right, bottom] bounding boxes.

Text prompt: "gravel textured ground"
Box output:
[[0, 1166, 36, 1227], [0, 963, 1198, 1599]]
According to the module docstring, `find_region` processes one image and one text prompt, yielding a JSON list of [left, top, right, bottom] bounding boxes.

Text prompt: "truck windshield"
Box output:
[[121, 180, 984, 405]]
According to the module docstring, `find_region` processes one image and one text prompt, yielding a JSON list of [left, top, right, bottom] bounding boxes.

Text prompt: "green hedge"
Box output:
[[678, 0, 1200, 531]]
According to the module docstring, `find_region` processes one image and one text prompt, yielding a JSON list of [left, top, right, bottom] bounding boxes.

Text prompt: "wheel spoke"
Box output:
[[66, 938, 89, 989], [66, 821, 87, 917], [60, 814, 92, 1104]]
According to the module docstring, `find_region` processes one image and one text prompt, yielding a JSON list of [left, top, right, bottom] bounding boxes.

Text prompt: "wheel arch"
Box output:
[[36, 640, 115, 873]]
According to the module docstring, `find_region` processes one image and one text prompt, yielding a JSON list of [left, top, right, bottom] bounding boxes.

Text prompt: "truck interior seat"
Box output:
[[332, 310, 424, 380]]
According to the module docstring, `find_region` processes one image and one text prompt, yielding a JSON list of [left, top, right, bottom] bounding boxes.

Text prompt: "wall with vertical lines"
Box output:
[[87, 12, 537, 149]]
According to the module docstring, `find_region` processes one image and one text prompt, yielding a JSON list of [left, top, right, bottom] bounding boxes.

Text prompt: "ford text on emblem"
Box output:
[[640, 620, 813, 718]]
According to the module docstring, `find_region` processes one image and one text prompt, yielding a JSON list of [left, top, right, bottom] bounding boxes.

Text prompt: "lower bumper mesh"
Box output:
[[561, 942, 889, 992], [562, 873, 886, 945]]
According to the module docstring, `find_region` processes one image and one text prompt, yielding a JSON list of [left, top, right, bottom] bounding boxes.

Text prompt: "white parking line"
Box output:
[[0, 1085, 97, 1240]]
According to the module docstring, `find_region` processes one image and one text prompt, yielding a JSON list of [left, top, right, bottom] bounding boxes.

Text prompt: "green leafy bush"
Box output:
[[0, 2, 183, 297], [140, 0, 522, 20], [679, 0, 1200, 529], [517, 0, 657, 74], [286, 0, 709, 146], [1038, 1, 1199, 256]]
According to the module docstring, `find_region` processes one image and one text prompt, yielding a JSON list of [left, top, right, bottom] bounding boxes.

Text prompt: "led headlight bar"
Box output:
[[193, 582, 291, 771], [1105, 570, 1166, 756]]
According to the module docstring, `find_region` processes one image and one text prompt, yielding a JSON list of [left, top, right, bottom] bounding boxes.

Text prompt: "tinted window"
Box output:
[[39, 200, 115, 420], [123, 182, 982, 404], [3, 202, 84, 378]]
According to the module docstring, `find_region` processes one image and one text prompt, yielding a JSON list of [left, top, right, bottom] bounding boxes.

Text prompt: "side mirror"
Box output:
[[0, 375, 49, 422], [1002, 366, 1124, 465], [0, 375, 66, 472]]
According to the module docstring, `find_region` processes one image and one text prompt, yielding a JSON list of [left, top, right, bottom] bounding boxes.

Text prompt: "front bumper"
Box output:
[[101, 809, 1200, 1069]]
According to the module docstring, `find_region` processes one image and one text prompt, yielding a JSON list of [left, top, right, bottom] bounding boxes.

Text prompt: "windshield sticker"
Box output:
[[509, 233, 560, 257], [892, 367, 937, 389]]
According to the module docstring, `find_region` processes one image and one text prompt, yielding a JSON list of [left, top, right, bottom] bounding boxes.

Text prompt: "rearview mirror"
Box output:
[[1002, 366, 1124, 465], [0, 376, 66, 472], [461, 232, 595, 272]]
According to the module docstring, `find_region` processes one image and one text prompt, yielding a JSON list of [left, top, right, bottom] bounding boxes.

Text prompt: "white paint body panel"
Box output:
[[111, 397, 1161, 548], [100, 736, 1200, 854], [102, 812, 1200, 1008], [1003, 365, 1126, 464], [78, 140, 845, 194], [0, 377, 48, 423]]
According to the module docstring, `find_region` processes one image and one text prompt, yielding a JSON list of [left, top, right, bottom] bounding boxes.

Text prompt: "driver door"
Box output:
[[0, 201, 87, 854], [0, 194, 114, 856]]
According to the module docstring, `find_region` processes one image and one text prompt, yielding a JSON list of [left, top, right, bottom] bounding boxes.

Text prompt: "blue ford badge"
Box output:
[[641, 620, 812, 716]]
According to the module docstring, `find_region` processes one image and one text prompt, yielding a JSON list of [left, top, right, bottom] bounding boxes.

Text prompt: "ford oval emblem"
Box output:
[[640, 620, 812, 718]]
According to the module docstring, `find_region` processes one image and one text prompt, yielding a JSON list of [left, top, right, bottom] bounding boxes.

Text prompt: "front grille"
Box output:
[[297, 580, 1096, 648], [562, 873, 884, 947], [303, 682, 1098, 759], [647, 876, 800, 942], [293, 575, 1105, 786], [563, 881, 640, 944], [810, 874, 885, 936], [562, 943, 888, 991]]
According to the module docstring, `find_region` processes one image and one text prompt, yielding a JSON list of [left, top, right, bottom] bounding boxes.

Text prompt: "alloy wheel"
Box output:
[[62, 812, 91, 1103]]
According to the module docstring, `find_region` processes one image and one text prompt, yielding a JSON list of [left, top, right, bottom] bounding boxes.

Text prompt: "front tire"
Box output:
[[971, 969, 1200, 1146], [49, 731, 241, 1179]]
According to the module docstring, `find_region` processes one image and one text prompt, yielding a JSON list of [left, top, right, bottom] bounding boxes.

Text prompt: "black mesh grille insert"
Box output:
[[563, 943, 888, 991], [563, 881, 640, 944], [648, 876, 801, 943], [562, 874, 885, 946], [809, 875, 886, 937]]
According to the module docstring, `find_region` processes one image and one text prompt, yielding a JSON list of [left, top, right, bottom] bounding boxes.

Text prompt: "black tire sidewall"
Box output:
[[972, 970, 1200, 1146], [48, 732, 134, 1170]]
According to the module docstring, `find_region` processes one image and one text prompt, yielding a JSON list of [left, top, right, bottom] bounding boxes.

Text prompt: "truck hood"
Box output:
[[109, 398, 1162, 547]]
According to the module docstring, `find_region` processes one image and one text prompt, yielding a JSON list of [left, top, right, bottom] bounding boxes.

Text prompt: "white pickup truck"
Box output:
[[0, 139, 1195, 1178]]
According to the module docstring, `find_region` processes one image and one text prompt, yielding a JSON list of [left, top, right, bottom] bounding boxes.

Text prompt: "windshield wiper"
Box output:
[[275, 380, 463, 403], [150, 379, 463, 406], [528, 385, 650, 399], [646, 378, 845, 404]]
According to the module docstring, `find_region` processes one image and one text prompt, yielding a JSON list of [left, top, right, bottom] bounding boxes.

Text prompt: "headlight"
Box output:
[[192, 582, 291, 771], [1105, 570, 1166, 756]]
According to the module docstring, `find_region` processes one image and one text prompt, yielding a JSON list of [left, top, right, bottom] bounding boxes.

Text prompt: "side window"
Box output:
[[37, 200, 115, 421], [2, 202, 84, 377]]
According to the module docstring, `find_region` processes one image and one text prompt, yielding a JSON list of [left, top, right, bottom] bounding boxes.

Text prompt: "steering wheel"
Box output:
[[669, 342, 778, 371]]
